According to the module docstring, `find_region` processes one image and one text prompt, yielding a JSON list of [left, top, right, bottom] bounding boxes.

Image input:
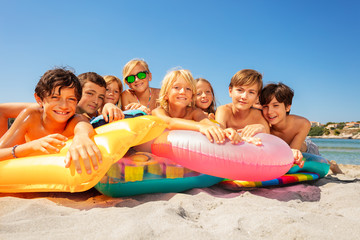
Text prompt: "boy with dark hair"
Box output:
[[0, 72, 123, 137], [0, 68, 102, 174], [260, 82, 342, 172]]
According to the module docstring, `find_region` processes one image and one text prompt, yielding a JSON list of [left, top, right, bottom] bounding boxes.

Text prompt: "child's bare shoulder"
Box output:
[[290, 114, 310, 127], [250, 107, 263, 117], [152, 106, 168, 116], [121, 89, 134, 98], [217, 104, 232, 113]]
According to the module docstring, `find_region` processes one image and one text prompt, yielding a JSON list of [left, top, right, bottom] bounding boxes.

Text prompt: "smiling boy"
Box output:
[[0, 68, 102, 174], [215, 69, 270, 137], [260, 82, 342, 172]]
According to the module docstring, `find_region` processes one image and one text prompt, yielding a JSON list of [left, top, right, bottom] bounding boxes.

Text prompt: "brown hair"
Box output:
[[78, 72, 106, 89], [260, 82, 294, 114], [35, 68, 82, 101], [229, 69, 263, 93]]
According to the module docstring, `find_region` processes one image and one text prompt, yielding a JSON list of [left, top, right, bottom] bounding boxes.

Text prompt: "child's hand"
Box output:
[[102, 103, 124, 122], [241, 136, 262, 146], [237, 124, 266, 138], [125, 103, 151, 115], [208, 113, 215, 121], [224, 128, 241, 144], [292, 149, 304, 168], [65, 134, 102, 174], [199, 125, 226, 144], [29, 134, 68, 154]]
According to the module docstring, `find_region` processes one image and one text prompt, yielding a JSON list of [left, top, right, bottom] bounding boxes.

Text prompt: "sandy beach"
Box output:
[[1, 164, 360, 240]]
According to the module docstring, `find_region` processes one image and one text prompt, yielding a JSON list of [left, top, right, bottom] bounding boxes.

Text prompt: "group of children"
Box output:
[[0, 58, 341, 175]]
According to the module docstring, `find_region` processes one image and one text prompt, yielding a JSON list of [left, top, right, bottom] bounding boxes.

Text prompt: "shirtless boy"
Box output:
[[260, 82, 342, 172], [215, 69, 270, 137], [0, 68, 102, 174], [0, 72, 123, 137]]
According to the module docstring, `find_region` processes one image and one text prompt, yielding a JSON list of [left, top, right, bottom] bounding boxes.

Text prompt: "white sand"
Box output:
[[1, 164, 360, 240]]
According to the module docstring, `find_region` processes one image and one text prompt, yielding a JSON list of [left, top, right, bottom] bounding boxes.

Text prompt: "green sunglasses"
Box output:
[[125, 71, 148, 83]]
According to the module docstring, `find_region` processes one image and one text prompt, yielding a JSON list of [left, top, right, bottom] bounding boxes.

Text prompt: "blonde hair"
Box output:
[[195, 78, 216, 114], [103, 75, 123, 106], [229, 69, 263, 93], [122, 58, 150, 85], [158, 69, 196, 112]]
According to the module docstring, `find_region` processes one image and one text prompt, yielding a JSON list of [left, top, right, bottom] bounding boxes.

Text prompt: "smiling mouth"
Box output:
[[268, 116, 277, 120], [134, 82, 143, 87], [54, 110, 70, 115]]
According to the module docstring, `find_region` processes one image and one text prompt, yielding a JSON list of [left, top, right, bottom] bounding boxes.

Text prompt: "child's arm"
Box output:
[[152, 107, 226, 144], [120, 91, 132, 111], [214, 105, 228, 129], [237, 112, 270, 137], [0, 107, 67, 160], [0, 102, 37, 137], [101, 103, 124, 122], [123, 102, 151, 115], [0, 134, 68, 160], [289, 119, 311, 167], [289, 120, 311, 150], [64, 115, 102, 174]]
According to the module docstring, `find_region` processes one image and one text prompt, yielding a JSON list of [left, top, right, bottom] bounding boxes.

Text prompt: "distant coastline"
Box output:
[[310, 135, 360, 140], [309, 121, 360, 140]]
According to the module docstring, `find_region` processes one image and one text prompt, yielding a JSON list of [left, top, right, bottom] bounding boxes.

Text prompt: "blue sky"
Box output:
[[0, 0, 359, 124]]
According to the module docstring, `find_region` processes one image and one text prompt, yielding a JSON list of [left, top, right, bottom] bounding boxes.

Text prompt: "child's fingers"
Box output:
[[68, 149, 82, 174], [92, 144, 102, 164], [211, 127, 225, 144], [107, 111, 114, 122], [85, 146, 99, 171], [47, 136, 67, 145], [39, 146, 50, 154], [77, 147, 92, 174], [118, 110, 125, 120], [64, 152, 71, 168], [202, 131, 214, 143], [48, 133, 68, 141]]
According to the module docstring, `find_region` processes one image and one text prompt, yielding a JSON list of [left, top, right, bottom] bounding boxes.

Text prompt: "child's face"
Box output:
[[229, 83, 259, 111], [167, 77, 193, 109], [125, 64, 151, 93], [77, 81, 106, 115], [37, 87, 78, 123], [105, 81, 120, 105], [196, 81, 213, 111], [262, 97, 291, 125]]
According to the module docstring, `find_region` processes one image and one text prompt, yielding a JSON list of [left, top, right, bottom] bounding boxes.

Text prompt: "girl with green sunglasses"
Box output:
[[120, 59, 160, 115]]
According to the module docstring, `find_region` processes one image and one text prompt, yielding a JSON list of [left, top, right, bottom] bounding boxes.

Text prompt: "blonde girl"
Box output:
[[121, 59, 160, 114], [152, 69, 240, 144], [195, 78, 216, 120]]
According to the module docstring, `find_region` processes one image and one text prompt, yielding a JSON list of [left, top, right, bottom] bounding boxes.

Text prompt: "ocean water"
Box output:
[[310, 138, 360, 165]]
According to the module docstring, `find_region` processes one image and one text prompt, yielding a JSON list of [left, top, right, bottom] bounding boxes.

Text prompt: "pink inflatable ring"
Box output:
[[152, 130, 294, 181]]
